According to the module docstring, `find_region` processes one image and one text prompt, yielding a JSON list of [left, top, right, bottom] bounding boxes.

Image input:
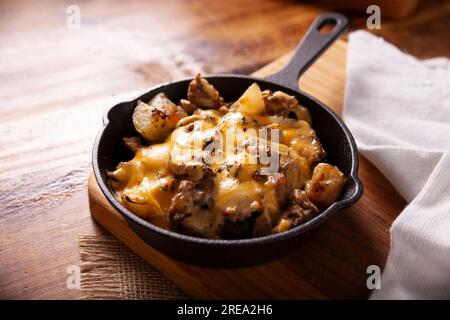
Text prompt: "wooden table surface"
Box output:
[[1, 0, 449, 299]]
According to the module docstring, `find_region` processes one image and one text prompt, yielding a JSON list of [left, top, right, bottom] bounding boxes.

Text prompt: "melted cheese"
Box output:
[[109, 107, 322, 233]]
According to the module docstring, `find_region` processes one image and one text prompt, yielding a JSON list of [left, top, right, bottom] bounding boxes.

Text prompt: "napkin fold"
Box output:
[[344, 31, 450, 299]]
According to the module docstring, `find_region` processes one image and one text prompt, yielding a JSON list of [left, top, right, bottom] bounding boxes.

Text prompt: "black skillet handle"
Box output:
[[264, 12, 348, 91]]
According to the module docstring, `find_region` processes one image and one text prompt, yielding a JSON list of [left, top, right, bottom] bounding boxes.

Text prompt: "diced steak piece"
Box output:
[[187, 74, 224, 109], [273, 189, 318, 233], [168, 168, 215, 230], [123, 136, 143, 153], [262, 90, 298, 116]]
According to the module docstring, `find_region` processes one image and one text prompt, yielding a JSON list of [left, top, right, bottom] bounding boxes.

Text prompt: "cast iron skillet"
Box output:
[[93, 12, 363, 267]]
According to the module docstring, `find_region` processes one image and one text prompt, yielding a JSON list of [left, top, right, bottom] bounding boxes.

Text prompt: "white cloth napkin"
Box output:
[[343, 31, 450, 299]]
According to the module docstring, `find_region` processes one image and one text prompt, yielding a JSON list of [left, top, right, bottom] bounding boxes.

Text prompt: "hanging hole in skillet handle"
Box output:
[[264, 12, 348, 91], [318, 18, 337, 34]]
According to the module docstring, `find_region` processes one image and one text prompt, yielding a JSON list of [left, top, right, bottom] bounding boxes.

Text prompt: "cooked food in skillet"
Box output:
[[108, 74, 345, 239]]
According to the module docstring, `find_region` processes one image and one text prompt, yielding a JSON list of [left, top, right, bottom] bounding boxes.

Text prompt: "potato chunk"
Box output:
[[306, 163, 345, 210], [133, 93, 187, 141], [235, 83, 265, 115]]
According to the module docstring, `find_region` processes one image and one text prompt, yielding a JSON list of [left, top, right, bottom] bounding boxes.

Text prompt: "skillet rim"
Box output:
[[92, 74, 363, 248]]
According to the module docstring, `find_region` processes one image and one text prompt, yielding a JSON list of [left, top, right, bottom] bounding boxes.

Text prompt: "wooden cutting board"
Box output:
[[87, 39, 406, 299]]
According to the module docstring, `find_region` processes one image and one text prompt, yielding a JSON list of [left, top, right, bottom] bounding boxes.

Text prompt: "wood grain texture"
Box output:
[[87, 40, 406, 299], [0, 0, 448, 299]]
